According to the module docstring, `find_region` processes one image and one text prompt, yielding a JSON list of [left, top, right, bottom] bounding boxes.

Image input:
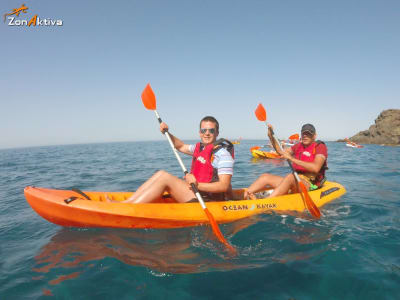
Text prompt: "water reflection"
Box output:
[[250, 157, 285, 166], [32, 215, 333, 288]]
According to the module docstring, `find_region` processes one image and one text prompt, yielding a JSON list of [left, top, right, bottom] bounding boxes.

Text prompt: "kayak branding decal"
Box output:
[[3, 4, 63, 27], [223, 204, 249, 211], [320, 187, 339, 198], [255, 203, 277, 209], [222, 202, 277, 211]]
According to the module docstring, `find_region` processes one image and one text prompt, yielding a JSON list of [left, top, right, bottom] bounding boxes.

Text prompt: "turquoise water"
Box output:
[[1, 141, 399, 299]]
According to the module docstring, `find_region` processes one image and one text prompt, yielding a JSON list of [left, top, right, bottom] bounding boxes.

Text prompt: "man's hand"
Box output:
[[160, 122, 168, 134], [281, 151, 292, 161], [185, 173, 198, 190]]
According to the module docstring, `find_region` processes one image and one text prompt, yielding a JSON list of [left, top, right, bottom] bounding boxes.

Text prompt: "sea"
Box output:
[[0, 140, 399, 299]]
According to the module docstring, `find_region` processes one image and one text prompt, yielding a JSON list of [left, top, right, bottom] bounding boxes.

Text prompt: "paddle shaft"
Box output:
[[153, 110, 207, 210]]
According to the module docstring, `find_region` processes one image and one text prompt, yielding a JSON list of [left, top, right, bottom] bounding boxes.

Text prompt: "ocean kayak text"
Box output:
[[222, 203, 277, 211]]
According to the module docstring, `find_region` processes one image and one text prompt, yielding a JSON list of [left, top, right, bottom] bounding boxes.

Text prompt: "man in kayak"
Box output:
[[108, 116, 234, 203], [244, 123, 328, 199]]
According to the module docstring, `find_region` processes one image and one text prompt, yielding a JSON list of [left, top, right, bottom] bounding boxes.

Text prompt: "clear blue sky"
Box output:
[[1, 0, 399, 149]]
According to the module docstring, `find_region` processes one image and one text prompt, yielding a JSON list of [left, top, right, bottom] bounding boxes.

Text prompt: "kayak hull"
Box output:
[[24, 181, 346, 229]]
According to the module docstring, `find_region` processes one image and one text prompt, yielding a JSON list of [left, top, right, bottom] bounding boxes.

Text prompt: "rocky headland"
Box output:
[[338, 109, 400, 146]]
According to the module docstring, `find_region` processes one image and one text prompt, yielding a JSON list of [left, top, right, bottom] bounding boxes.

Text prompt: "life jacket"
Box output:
[[190, 139, 234, 183], [292, 141, 328, 187]]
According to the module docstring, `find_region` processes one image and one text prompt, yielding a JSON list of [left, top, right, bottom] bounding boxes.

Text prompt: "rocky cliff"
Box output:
[[340, 109, 400, 145]]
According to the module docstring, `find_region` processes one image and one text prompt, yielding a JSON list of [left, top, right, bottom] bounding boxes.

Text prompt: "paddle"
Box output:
[[141, 83, 237, 255], [254, 103, 321, 219]]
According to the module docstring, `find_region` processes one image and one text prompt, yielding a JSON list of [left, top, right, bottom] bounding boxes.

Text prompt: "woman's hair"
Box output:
[[200, 116, 219, 132]]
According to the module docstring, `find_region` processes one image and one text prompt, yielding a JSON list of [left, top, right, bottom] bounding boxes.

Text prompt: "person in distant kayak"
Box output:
[[107, 116, 234, 203], [244, 123, 328, 199]]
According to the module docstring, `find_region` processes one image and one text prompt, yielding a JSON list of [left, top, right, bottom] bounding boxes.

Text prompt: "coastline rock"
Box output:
[[338, 109, 400, 145]]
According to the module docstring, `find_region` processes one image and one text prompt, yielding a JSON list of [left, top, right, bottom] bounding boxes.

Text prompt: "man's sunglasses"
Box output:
[[200, 128, 216, 134]]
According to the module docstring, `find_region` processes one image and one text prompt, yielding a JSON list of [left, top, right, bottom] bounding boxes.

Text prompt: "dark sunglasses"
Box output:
[[200, 128, 216, 134], [301, 131, 314, 137]]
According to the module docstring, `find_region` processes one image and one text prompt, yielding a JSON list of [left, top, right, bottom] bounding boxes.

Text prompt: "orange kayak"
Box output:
[[24, 181, 346, 229]]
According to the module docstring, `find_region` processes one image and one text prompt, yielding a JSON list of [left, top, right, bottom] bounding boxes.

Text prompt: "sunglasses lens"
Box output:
[[200, 128, 215, 134]]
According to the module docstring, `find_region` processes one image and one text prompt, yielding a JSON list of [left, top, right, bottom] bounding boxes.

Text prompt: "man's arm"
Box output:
[[160, 122, 192, 155], [167, 133, 192, 155], [268, 125, 292, 156], [197, 174, 232, 193], [283, 152, 326, 173]]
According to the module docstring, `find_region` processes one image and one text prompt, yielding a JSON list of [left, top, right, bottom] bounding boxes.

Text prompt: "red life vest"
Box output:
[[190, 139, 234, 183], [292, 141, 328, 186]]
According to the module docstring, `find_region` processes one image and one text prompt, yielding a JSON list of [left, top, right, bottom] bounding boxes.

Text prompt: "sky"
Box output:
[[1, 0, 399, 149]]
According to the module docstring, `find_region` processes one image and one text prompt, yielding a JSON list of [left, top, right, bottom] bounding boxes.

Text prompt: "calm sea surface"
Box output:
[[0, 140, 399, 299]]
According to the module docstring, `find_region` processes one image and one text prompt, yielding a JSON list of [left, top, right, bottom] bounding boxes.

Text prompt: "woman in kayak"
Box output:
[[244, 123, 328, 199], [107, 116, 234, 203]]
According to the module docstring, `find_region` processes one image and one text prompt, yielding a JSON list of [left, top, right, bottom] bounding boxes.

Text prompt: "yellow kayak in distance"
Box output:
[[251, 149, 282, 159], [24, 181, 346, 229]]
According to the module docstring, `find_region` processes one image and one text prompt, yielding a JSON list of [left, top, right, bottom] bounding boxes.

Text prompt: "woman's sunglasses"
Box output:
[[200, 128, 216, 134], [301, 131, 314, 137]]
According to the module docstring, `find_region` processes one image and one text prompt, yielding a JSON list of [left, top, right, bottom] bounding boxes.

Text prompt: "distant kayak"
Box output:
[[251, 148, 282, 159], [345, 138, 363, 148], [281, 142, 295, 147], [346, 143, 364, 148], [24, 181, 346, 229]]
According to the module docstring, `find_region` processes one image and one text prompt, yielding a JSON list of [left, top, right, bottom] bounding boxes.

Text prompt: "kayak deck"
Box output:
[[24, 181, 346, 229]]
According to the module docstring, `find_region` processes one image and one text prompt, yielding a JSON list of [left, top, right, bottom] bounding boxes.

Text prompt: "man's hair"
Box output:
[[200, 116, 219, 132]]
